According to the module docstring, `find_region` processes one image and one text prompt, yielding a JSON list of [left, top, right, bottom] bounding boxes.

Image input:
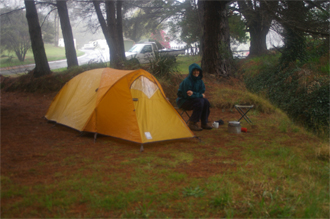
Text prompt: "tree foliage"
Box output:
[[271, 0, 330, 37], [228, 12, 249, 44], [39, 13, 55, 44], [236, 0, 278, 56], [176, 0, 202, 46], [278, 1, 308, 66], [122, 0, 184, 42], [122, 8, 149, 42], [0, 8, 31, 61], [268, 0, 329, 66], [168, 1, 248, 48]]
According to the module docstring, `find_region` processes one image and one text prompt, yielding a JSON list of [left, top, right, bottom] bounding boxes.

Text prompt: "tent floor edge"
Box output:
[[140, 144, 144, 152]]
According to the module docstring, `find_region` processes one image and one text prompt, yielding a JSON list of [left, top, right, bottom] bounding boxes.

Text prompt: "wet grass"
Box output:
[[1, 56, 329, 218], [1, 106, 328, 218], [0, 44, 84, 68], [176, 55, 202, 74]]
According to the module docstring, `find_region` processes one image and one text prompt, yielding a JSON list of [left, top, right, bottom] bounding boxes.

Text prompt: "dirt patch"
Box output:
[[1, 85, 246, 187]]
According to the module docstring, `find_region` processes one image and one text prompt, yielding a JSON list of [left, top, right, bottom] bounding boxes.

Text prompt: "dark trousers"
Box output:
[[181, 98, 210, 124]]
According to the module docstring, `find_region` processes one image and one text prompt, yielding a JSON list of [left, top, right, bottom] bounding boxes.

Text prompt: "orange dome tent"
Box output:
[[45, 68, 195, 150]]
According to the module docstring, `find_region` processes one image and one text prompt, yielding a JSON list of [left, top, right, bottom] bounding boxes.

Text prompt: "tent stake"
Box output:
[[94, 133, 97, 143], [140, 144, 144, 152], [195, 136, 202, 142]]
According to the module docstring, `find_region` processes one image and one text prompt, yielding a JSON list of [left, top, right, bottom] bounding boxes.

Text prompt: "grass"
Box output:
[[210, 87, 276, 113], [1, 55, 329, 218], [176, 55, 202, 74], [2, 97, 328, 218], [0, 44, 85, 68]]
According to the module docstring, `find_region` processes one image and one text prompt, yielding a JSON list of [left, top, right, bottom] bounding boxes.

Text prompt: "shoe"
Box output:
[[202, 123, 213, 129], [188, 121, 203, 131]]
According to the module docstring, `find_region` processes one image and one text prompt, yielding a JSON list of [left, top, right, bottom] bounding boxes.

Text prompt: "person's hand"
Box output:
[[202, 93, 205, 98], [187, 90, 193, 96]]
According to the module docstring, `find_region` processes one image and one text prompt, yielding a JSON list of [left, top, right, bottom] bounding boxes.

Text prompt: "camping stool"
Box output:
[[234, 105, 254, 125], [175, 107, 192, 123]]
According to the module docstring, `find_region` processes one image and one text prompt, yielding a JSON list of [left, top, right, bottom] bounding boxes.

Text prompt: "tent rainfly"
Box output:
[[45, 68, 195, 150]]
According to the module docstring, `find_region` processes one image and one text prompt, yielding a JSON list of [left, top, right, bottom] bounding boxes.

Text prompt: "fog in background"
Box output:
[[0, 0, 283, 52]]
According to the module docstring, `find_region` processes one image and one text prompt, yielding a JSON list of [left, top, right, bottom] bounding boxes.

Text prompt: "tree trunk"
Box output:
[[93, 1, 113, 67], [15, 51, 24, 62], [93, 0, 125, 69], [93, 1, 111, 45], [248, 19, 269, 56], [106, 1, 126, 68], [116, 1, 126, 60], [56, 0, 78, 68], [197, 0, 204, 56], [105, 1, 118, 68], [219, 1, 233, 76], [24, 0, 51, 77], [238, 0, 276, 57], [201, 1, 232, 77], [54, 12, 58, 47]]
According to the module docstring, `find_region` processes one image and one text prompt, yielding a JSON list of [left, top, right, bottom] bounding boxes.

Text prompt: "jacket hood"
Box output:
[[188, 63, 203, 80]]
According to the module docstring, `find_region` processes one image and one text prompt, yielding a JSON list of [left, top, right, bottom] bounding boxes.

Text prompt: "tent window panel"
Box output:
[[131, 76, 158, 99]]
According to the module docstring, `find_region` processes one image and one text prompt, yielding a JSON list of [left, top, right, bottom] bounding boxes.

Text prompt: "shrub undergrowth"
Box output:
[[238, 46, 329, 139], [1, 62, 107, 93], [145, 52, 179, 79]]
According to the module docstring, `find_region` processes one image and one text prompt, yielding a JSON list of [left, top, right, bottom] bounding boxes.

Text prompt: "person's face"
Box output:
[[192, 69, 200, 77]]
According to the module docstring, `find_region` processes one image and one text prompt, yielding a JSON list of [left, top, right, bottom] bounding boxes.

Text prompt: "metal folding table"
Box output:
[[234, 105, 254, 125]]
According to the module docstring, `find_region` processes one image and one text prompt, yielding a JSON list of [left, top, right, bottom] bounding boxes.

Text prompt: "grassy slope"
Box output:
[[0, 44, 85, 68], [1, 56, 329, 218]]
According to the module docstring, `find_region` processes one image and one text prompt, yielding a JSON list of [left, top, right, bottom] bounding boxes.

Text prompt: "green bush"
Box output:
[[146, 52, 179, 79], [240, 52, 329, 138]]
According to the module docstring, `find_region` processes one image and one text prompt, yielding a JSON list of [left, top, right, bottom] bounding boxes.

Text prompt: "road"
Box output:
[[0, 49, 110, 76]]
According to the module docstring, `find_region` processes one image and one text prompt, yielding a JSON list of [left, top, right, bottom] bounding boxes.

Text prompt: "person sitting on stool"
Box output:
[[176, 63, 212, 131]]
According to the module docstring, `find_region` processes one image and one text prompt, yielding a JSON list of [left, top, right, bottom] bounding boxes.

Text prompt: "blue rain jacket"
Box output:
[[176, 63, 206, 108]]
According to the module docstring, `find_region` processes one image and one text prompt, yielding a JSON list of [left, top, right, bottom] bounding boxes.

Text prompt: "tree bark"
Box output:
[[248, 19, 269, 56], [105, 1, 117, 68], [106, 1, 126, 68], [24, 0, 51, 77], [56, 0, 78, 68], [197, 0, 204, 56], [219, 1, 232, 76], [93, 1, 111, 45], [116, 1, 126, 60], [238, 0, 276, 56], [93, 0, 125, 69], [201, 1, 232, 77]]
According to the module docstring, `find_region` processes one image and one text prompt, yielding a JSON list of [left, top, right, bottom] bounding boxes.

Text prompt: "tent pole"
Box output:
[[140, 144, 144, 152], [94, 133, 97, 143]]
